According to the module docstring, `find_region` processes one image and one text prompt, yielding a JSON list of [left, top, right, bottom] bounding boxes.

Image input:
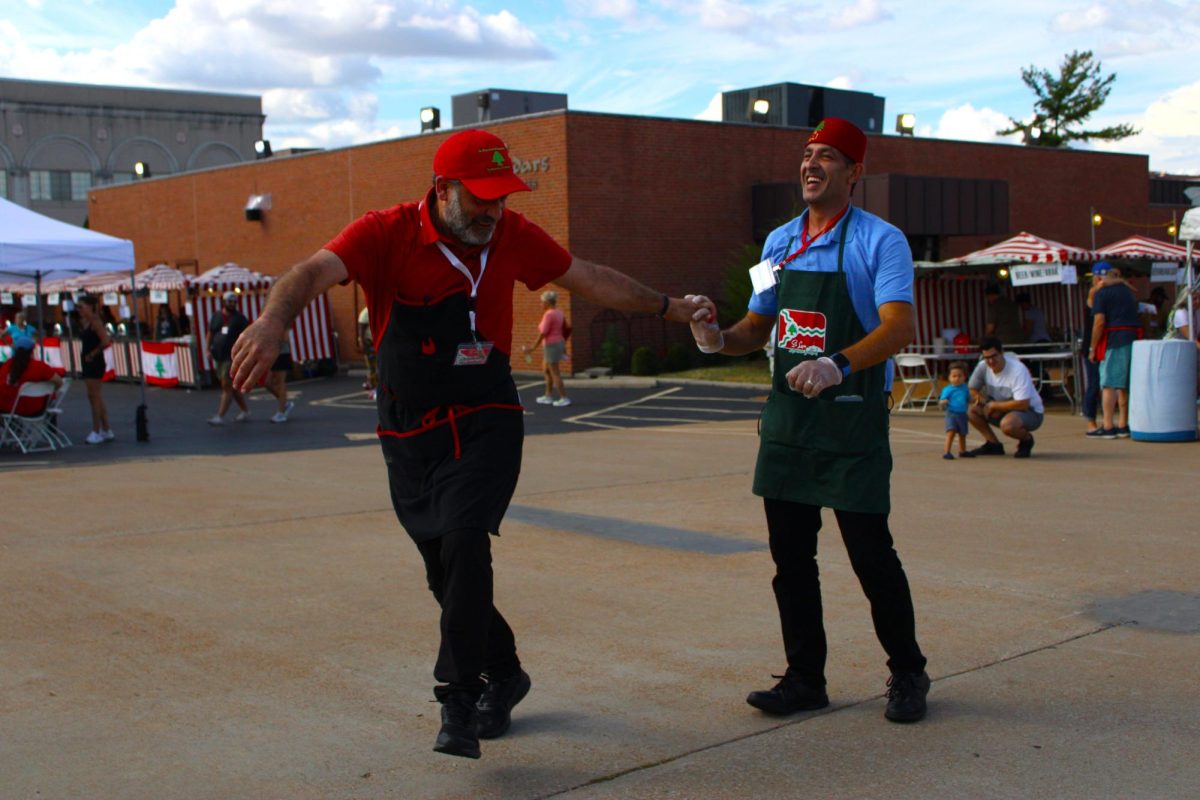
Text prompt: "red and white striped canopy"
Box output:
[[948, 232, 1095, 265], [193, 262, 273, 292], [1094, 234, 1188, 263]]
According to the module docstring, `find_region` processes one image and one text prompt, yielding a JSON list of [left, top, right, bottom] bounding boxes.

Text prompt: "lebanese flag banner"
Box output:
[[141, 341, 179, 387], [103, 346, 116, 382], [40, 336, 66, 375]]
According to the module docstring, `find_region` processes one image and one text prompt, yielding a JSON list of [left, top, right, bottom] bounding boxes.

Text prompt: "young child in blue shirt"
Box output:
[[939, 362, 971, 460]]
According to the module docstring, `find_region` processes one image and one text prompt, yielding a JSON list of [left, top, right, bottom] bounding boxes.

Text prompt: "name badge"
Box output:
[[221, 326, 229, 334], [749, 259, 779, 295], [454, 340, 494, 366]]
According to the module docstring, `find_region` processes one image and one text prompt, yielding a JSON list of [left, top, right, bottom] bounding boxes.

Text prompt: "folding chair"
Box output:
[[893, 354, 938, 412], [44, 377, 73, 449], [0, 381, 61, 453]]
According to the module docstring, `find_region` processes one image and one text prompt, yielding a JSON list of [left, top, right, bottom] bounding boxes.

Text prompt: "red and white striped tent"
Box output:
[[90, 263, 190, 292], [192, 263, 336, 370], [912, 232, 1095, 348], [945, 232, 1096, 266], [1094, 235, 1188, 263]]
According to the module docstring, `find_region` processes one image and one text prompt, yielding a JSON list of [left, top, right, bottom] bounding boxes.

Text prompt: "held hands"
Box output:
[[684, 294, 722, 353], [230, 316, 284, 392], [785, 357, 843, 398]]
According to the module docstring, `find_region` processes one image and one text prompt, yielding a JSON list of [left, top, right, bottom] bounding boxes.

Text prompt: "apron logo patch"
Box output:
[[777, 309, 827, 355]]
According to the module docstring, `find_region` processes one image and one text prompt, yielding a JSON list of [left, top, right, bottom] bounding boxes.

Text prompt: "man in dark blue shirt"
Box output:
[[1087, 262, 1141, 438]]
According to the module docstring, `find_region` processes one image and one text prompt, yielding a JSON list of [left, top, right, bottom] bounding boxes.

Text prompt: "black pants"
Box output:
[[415, 528, 520, 699], [1083, 357, 1101, 421], [763, 498, 926, 687]]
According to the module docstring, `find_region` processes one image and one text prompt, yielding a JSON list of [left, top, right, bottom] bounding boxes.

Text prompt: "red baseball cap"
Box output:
[[807, 117, 867, 163], [433, 129, 531, 200]]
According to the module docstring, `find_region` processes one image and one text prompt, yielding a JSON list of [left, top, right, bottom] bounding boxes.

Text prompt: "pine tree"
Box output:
[[998, 50, 1138, 148]]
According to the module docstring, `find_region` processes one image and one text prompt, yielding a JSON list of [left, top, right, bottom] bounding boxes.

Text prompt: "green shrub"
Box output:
[[598, 324, 629, 372], [662, 343, 692, 373], [631, 346, 661, 376], [717, 242, 763, 326]]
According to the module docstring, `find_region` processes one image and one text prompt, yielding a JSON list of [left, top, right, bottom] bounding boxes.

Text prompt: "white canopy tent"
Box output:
[[0, 198, 150, 440]]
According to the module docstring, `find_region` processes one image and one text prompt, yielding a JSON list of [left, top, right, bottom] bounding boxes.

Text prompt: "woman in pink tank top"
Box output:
[[521, 290, 571, 407]]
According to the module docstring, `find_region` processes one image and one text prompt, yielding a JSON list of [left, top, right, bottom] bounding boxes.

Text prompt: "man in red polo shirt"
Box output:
[[232, 129, 699, 759]]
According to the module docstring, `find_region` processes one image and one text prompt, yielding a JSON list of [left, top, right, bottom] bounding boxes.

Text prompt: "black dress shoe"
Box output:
[[746, 675, 829, 715], [433, 692, 481, 759], [884, 670, 931, 723], [477, 669, 531, 739]]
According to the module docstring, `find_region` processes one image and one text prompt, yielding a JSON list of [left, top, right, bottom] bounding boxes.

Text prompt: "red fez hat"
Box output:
[[433, 129, 531, 201], [807, 117, 867, 163]]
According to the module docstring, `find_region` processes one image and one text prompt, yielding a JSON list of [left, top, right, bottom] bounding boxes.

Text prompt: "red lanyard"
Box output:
[[777, 205, 849, 269]]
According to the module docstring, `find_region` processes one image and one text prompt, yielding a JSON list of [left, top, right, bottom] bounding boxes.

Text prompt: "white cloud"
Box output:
[[566, 0, 639, 20], [827, 75, 855, 90], [695, 91, 724, 121], [830, 0, 892, 29], [928, 103, 1024, 144], [1050, 2, 1110, 32], [1049, 0, 1200, 56], [1142, 79, 1200, 138], [1092, 79, 1200, 173]]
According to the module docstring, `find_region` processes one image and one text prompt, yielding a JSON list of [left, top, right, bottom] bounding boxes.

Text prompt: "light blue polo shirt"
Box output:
[[749, 205, 914, 388]]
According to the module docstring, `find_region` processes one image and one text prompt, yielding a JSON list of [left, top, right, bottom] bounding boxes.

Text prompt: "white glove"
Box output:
[[685, 294, 723, 353], [785, 357, 843, 398]]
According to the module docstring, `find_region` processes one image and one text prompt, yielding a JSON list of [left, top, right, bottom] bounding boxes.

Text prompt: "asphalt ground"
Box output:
[[3, 373, 1197, 799], [0, 372, 770, 470]]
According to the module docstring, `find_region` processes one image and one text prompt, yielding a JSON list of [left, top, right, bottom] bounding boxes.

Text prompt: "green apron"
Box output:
[[753, 209, 893, 514]]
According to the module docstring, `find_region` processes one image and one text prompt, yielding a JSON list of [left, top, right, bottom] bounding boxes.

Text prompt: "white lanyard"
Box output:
[[435, 241, 490, 335]]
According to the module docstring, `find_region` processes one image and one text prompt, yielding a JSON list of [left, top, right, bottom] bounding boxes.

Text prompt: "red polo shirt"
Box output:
[[0, 359, 57, 415], [326, 189, 572, 355]]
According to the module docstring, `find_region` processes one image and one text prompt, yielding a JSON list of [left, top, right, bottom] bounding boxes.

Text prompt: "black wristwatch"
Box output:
[[829, 351, 851, 378]]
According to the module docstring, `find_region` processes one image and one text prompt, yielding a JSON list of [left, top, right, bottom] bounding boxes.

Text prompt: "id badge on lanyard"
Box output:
[[436, 241, 495, 366]]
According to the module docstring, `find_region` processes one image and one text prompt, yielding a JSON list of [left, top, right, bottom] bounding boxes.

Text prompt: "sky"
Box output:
[[4, 0, 1199, 174]]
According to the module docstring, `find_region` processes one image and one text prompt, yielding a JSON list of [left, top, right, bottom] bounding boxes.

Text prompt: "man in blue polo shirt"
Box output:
[[688, 117, 930, 724], [1088, 262, 1141, 438]]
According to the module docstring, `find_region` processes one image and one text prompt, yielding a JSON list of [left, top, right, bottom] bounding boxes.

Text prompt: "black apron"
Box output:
[[753, 209, 893, 514], [376, 289, 524, 543]]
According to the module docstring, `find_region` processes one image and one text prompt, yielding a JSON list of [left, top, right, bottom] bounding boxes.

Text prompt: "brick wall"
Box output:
[[89, 110, 1184, 372]]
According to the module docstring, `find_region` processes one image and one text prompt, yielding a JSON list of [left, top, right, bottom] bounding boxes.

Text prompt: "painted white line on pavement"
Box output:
[[311, 391, 376, 410], [562, 386, 682, 428]]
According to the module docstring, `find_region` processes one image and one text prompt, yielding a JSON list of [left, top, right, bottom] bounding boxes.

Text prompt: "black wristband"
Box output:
[[658, 293, 670, 318], [829, 351, 851, 377]]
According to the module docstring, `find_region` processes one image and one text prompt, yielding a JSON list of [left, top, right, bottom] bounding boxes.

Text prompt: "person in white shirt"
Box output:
[[964, 337, 1044, 459]]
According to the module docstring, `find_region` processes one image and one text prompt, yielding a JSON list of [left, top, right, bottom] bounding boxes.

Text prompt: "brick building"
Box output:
[[86, 109, 1188, 371]]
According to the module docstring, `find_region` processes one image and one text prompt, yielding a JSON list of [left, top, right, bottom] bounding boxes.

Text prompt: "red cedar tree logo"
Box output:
[[777, 309, 827, 354]]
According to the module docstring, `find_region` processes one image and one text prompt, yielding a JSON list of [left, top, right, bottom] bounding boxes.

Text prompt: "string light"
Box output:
[[1090, 210, 1175, 230]]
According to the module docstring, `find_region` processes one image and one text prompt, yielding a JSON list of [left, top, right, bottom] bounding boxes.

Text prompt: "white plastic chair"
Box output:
[[0, 381, 61, 453], [893, 354, 938, 412], [44, 377, 73, 449]]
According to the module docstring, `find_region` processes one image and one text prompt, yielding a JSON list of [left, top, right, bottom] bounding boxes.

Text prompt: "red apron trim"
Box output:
[[376, 402, 523, 460], [1095, 325, 1142, 361]]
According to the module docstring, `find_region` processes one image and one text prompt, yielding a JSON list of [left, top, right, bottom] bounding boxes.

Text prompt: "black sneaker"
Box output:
[[942, 453, 955, 460], [746, 675, 829, 716], [1114, 426, 1131, 438], [885, 670, 931, 723], [1014, 435, 1035, 458], [1086, 428, 1117, 439], [964, 440, 1004, 457], [433, 692, 481, 759], [476, 669, 531, 740], [958, 450, 975, 458]]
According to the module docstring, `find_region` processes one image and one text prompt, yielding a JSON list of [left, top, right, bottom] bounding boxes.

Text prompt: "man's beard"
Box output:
[[443, 189, 496, 246]]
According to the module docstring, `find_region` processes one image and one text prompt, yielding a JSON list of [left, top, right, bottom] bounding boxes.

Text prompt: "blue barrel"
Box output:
[[1128, 339, 1197, 442]]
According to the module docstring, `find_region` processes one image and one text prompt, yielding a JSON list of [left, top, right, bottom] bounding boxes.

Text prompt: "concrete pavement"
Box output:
[[2, 401, 1197, 799]]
